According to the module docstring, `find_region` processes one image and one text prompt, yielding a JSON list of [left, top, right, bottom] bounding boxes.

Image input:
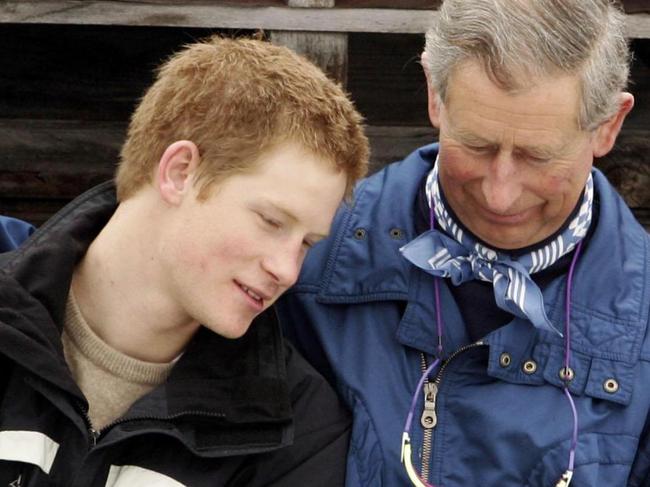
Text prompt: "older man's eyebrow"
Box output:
[[514, 145, 556, 159], [447, 127, 495, 147], [516, 139, 573, 159], [450, 123, 573, 157]]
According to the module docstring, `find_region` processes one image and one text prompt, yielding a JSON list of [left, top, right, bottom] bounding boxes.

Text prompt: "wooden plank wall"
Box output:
[[0, 8, 648, 228]]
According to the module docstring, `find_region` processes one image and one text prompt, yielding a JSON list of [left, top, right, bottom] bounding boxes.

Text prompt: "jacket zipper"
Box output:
[[419, 354, 435, 481], [419, 341, 485, 482], [79, 402, 226, 450], [78, 401, 99, 448]]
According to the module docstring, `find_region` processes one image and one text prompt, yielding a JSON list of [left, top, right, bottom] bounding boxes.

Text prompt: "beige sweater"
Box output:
[[62, 291, 175, 430]]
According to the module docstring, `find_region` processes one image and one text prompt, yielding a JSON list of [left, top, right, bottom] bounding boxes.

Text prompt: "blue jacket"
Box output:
[[0, 215, 34, 252], [278, 144, 650, 486]]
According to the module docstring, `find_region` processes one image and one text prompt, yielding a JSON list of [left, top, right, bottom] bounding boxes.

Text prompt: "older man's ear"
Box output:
[[591, 93, 634, 158], [421, 52, 442, 129]]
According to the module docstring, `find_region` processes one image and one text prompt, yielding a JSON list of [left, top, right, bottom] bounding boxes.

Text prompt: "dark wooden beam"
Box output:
[[272, 0, 346, 85], [1, 2, 649, 38], [270, 31, 348, 85], [0, 121, 647, 229], [287, 0, 335, 6]]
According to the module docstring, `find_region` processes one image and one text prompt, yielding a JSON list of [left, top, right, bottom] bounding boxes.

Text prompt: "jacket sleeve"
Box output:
[[628, 389, 650, 485], [0, 216, 34, 252], [231, 341, 351, 487], [276, 291, 338, 387]]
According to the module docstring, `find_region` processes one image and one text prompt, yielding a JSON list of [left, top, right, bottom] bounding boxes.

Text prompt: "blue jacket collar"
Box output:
[[315, 144, 436, 302], [314, 144, 649, 362]]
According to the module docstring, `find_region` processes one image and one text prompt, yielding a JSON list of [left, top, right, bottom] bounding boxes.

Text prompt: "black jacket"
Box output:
[[0, 182, 350, 487]]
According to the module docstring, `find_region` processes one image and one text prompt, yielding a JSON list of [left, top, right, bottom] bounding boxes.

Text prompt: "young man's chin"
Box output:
[[204, 320, 255, 340]]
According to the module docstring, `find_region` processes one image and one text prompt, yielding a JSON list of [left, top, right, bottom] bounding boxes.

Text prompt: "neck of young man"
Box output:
[[71, 201, 199, 364]]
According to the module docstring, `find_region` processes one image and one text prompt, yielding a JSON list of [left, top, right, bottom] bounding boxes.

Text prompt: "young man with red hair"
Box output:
[[0, 36, 368, 486]]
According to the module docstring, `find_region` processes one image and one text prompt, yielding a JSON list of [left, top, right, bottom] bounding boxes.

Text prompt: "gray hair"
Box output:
[[424, 0, 631, 130]]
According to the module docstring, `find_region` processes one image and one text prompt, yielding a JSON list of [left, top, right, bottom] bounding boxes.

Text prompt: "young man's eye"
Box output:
[[259, 214, 281, 229]]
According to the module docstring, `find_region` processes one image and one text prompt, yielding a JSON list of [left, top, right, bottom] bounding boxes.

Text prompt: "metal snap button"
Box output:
[[353, 228, 367, 240], [499, 352, 512, 368], [559, 366, 575, 382], [389, 227, 405, 240], [522, 360, 537, 374], [603, 378, 619, 394]]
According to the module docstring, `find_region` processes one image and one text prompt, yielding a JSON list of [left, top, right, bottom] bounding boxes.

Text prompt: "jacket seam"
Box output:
[[321, 179, 371, 294], [340, 381, 385, 486], [569, 302, 646, 326]]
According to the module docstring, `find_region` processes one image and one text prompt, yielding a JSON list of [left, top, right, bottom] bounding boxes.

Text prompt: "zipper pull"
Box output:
[[8, 474, 22, 487], [555, 470, 573, 487], [89, 427, 100, 447], [420, 382, 438, 429]]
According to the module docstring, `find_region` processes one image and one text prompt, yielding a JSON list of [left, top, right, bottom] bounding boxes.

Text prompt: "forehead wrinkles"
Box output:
[[446, 88, 579, 128], [445, 110, 570, 149], [443, 82, 582, 153], [443, 102, 575, 151], [445, 62, 582, 124]]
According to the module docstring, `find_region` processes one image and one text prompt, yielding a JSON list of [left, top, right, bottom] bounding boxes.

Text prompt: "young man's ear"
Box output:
[[592, 92, 634, 158], [421, 51, 442, 129], [157, 140, 201, 206]]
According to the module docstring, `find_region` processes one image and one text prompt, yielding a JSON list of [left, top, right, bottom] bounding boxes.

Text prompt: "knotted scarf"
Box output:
[[400, 160, 593, 336]]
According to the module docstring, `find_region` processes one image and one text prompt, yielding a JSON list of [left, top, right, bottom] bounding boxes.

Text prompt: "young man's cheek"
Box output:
[[208, 237, 255, 266]]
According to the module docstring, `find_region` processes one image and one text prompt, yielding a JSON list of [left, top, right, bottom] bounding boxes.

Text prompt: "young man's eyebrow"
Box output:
[[263, 200, 329, 240], [262, 200, 297, 221]]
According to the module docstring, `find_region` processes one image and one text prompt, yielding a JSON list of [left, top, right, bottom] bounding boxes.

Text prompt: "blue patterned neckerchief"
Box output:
[[400, 159, 594, 336]]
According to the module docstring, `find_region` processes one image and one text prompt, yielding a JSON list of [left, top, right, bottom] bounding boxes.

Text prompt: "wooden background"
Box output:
[[0, 0, 648, 229]]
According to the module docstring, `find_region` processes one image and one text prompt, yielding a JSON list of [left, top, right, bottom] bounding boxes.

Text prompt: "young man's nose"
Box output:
[[480, 152, 523, 214], [262, 243, 304, 288]]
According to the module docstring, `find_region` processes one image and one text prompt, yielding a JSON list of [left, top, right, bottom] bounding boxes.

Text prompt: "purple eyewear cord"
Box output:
[[401, 206, 582, 486], [563, 240, 584, 473], [431, 206, 445, 356], [403, 358, 441, 437]]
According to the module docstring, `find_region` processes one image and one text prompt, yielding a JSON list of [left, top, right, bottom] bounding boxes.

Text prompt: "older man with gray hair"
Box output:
[[278, 0, 650, 485]]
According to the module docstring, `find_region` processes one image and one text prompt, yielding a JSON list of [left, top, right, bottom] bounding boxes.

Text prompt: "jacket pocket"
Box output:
[[525, 432, 637, 486]]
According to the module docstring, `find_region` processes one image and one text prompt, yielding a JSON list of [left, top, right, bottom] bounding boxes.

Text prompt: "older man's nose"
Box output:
[[481, 152, 523, 214]]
